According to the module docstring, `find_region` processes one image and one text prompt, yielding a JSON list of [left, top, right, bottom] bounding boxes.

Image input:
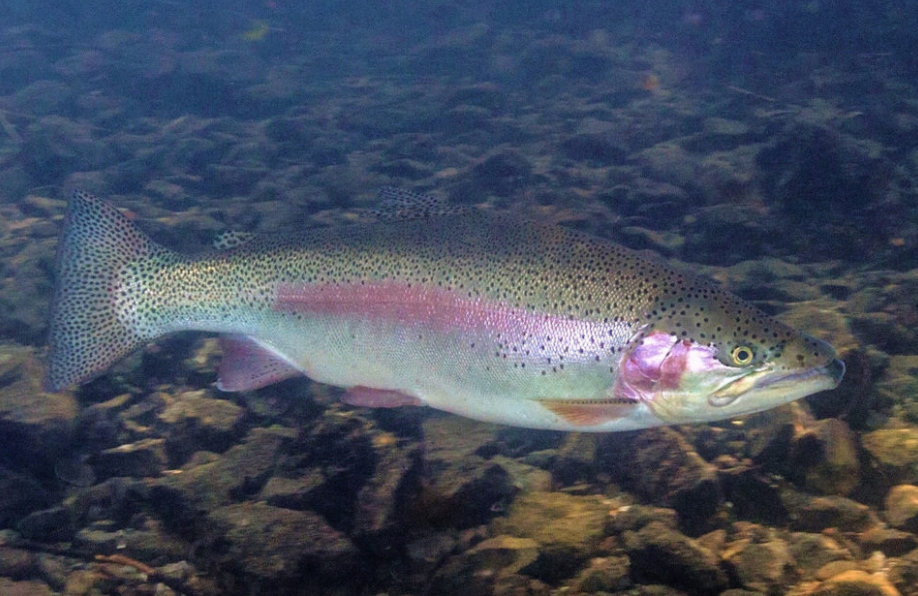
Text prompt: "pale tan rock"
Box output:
[[815, 560, 859, 581], [885, 484, 918, 531], [863, 429, 918, 485], [812, 570, 901, 596], [465, 535, 539, 574]]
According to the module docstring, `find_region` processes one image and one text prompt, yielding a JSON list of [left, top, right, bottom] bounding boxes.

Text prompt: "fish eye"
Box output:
[[731, 345, 754, 366]]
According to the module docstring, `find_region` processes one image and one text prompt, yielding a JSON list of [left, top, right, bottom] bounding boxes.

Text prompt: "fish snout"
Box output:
[[824, 357, 846, 386], [798, 333, 845, 388], [799, 333, 839, 362]]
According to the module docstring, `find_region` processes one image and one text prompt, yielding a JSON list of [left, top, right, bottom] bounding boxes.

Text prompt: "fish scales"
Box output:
[[47, 190, 844, 431]]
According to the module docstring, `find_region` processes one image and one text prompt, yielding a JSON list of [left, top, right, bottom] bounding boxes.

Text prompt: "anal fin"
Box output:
[[217, 335, 302, 391], [538, 399, 637, 427], [342, 386, 423, 408]]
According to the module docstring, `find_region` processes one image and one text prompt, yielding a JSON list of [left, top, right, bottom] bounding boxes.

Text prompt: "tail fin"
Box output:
[[47, 191, 164, 390]]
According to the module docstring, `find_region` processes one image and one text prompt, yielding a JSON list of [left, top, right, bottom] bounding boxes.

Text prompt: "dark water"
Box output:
[[1, 1, 918, 595]]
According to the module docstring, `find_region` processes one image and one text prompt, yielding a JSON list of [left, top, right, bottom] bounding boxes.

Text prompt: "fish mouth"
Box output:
[[753, 358, 846, 391], [709, 358, 845, 408]]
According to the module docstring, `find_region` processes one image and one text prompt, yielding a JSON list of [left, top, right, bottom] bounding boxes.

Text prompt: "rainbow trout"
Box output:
[[47, 188, 844, 431]]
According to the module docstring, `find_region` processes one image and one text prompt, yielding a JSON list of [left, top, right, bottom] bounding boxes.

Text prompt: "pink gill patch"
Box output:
[[613, 331, 692, 402], [217, 335, 302, 391], [342, 386, 423, 408]]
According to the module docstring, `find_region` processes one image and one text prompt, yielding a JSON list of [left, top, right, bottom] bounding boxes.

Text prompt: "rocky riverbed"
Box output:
[[2, 1, 918, 595]]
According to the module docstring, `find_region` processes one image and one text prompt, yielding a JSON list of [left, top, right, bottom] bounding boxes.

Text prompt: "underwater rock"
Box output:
[[558, 134, 628, 166], [875, 356, 918, 425], [744, 402, 807, 466], [31, 551, 69, 592], [256, 474, 325, 510], [20, 116, 113, 186], [370, 158, 433, 180], [73, 520, 186, 564], [428, 552, 500, 596], [684, 118, 757, 153], [446, 83, 509, 112], [718, 466, 788, 525], [0, 345, 78, 472], [488, 455, 553, 493], [411, 417, 519, 529], [0, 545, 40, 580], [804, 346, 876, 428], [61, 568, 119, 595], [681, 203, 776, 266], [815, 560, 860, 581], [703, 117, 751, 137], [622, 521, 729, 595], [270, 412, 402, 535], [787, 532, 854, 579], [435, 105, 495, 137], [352, 440, 424, 551], [16, 507, 73, 542], [491, 491, 612, 583], [465, 535, 540, 576], [605, 504, 679, 534], [599, 427, 722, 531], [756, 123, 904, 262], [92, 438, 168, 479], [790, 418, 861, 497], [492, 491, 611, 551], [888, 547, 918, 596], [155, 560, 222, 596], [0, 578, 52, 596], [62, 477, 143, 529], [204, 163, 270, 195], [722, 535, 797, 594], [849, 313, 918, 358], [0, 163, 32, 208], [612, 177, 690, 233], [782, 490, 877, 533], [569, 555, 632, 593], [156, 389, 246, 463], [431, 530, 557, 596], [633, 141, 699, 190], [884, 484, 918, 533], [149, 426, 295, 521], [10, 80, 72, 117], [810, 569, 902, 596], [470, 151, 533, 197], [205, 502, 361, 590], [0, 465, 50, 527], [862, 429, 918, 485], [0, 234, 57, 346], [539, 433, 598, 488], [490, 574, 551, 596], [404, 531, 459, 581], [858, 525, 918, 557]]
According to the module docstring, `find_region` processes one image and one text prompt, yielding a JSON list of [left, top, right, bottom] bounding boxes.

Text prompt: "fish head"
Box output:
[[616, 298, 845, 425]]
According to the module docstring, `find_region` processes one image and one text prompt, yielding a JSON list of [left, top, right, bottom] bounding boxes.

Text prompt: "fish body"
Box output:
[[47, 189, 844, 431]]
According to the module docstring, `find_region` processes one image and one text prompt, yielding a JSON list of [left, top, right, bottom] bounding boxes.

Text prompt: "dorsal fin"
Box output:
[[213, 230, 257, 250], [372, 187, 467, 221]]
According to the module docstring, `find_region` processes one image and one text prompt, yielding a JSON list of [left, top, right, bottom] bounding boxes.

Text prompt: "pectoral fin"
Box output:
[[537, 399, 638, 427]]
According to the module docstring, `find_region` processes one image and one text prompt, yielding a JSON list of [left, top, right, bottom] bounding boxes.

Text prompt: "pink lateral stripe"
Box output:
[[274, 282, 612, 340]]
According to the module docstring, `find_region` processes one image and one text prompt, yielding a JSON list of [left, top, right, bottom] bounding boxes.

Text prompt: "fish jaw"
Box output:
[[614, 331, 845, 425]]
